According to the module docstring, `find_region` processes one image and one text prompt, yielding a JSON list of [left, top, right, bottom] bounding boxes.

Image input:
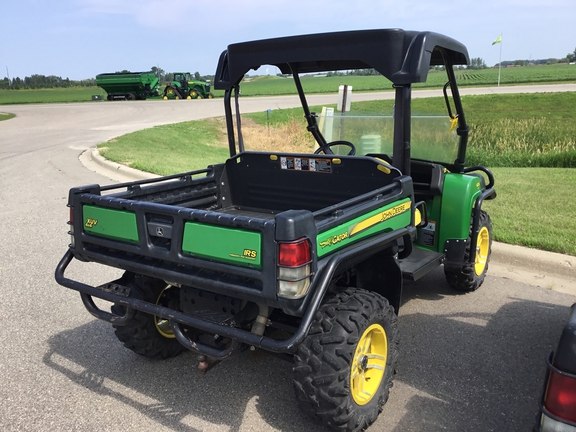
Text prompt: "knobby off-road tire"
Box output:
[[111, 274, 184, 359], [444, 210, 493, 292], [293, 288, 399, 432]]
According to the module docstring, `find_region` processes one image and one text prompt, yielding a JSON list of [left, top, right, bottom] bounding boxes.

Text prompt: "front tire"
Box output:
[[444, 210, 493, 292], [111, 274, 184, 359], [293, 288, 399, 432]]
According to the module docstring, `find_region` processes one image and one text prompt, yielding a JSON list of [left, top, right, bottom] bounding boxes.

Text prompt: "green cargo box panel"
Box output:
[[82, 205, 139, 243], [317, 198, 412, 257], [182, 222, 262, 268]]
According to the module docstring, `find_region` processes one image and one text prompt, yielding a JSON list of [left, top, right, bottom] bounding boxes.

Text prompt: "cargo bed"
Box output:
[[62, 152, 414, 314]]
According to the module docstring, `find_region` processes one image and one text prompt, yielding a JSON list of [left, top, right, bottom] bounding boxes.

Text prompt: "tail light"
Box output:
[[68, 205, 75, 248], [277, 239, 312, 299], [540, 354, 576, 431]]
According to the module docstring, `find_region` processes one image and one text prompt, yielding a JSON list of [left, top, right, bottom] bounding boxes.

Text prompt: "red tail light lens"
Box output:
[[544, 367, 576, 423], [278, 239, 311, 267]]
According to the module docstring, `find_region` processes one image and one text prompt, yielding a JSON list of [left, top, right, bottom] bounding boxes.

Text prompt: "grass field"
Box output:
[[354, 93, 576, 168], [98, 92, 576, 255], [483, 168, 576, 256], [1, 63, 575, 104], [245, 92, 576, 168], [98, 118, 229, 174], [0, 112, 15, 121], [226, 63, 576, 97], [0, 86, 105, 104]]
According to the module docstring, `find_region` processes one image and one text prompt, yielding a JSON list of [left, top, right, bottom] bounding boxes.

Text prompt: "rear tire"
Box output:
[[444, 210, 493, 292], [111, 274, 184, 359], [293, 288, 399, 432]]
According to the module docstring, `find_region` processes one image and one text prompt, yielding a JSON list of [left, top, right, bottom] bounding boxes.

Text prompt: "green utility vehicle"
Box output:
[[56, 29, 495, 432], [95, 71, 160, 100], [163, 72, 214, 99]]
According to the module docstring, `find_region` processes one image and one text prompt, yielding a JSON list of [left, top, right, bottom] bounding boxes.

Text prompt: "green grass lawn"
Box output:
[[362, 93, 576, 168], [0, 112, 15, 121], [0, 87, 105, 104], [484, 168, 576, 256], [98, 118, 229, 174]]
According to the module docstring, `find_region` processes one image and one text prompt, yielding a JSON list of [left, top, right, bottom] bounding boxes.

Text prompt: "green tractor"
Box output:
[[162, 72, 214, 100]]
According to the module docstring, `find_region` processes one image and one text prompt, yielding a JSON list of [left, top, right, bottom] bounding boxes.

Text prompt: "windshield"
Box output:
[[317, 107, 460, 165]]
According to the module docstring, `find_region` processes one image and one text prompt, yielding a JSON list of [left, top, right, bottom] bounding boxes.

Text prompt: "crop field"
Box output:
[[425, 63, 576, 87], [1, 64, 575, 104]]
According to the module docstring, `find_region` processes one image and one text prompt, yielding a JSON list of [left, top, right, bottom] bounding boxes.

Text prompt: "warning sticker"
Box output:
[[280, 157, 332, 173], [419, 221, 436, 247]]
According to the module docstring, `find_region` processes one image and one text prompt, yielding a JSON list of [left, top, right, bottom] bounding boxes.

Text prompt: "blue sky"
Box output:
[[1, 0, 575, 80]]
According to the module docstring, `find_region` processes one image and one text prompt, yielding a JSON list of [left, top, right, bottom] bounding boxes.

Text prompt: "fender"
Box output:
[[438, 173, 483, 249]]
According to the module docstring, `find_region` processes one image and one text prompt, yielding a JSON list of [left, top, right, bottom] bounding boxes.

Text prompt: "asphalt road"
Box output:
[[1, 85, 575, 432]]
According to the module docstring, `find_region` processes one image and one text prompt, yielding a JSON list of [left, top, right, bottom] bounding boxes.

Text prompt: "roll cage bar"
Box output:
[[214, 29, 471, 174]]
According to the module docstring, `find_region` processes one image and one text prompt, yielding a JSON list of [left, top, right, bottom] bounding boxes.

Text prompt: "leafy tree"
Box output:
[[469, 57, 487, 69], [346, 68, 379, 76], [194, 71, 201, 80], [151, 66, 165, 81]]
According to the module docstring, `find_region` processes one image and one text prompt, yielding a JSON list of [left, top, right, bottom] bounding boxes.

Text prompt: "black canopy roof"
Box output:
[[214, 29, 469, 90]]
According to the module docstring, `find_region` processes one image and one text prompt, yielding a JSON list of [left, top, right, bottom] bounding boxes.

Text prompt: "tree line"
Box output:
[[0, 75, 96, 90], [1, 66, 214, 90]]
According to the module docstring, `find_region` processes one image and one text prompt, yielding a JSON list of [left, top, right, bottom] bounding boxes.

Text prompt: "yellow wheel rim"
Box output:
[[474, 226, 490, 276], [350, 323, 387, 405], [154, 286, 175, 338]]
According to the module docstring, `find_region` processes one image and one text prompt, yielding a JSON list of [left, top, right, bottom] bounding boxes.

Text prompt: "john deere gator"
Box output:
[[56, 29, 496, 431]]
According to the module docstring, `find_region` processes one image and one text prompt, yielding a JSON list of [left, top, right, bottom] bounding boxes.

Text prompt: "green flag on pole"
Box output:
[[492, 35, 502, 45]]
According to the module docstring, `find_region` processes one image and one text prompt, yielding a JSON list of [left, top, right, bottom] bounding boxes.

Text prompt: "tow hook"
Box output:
[[197, 354, 220, 375]]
